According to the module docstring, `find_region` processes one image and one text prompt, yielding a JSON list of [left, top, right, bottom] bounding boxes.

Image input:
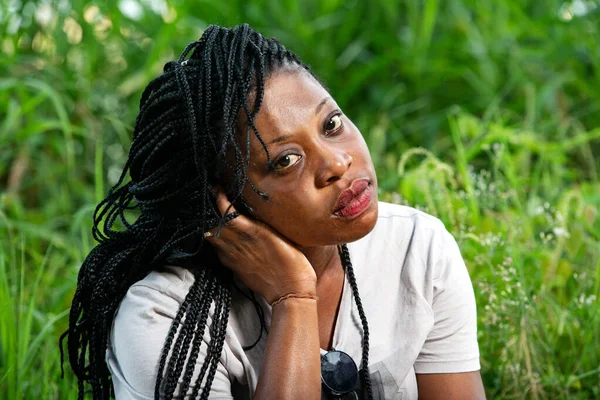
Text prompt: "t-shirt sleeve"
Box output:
[[414, 228, 481, 374], [108, 283, 234, 399]]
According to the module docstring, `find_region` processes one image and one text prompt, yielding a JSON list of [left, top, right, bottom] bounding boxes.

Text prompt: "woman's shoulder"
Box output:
[[110, 266, 196, 332], [376, 201, 445, 228], [350, 202, 458, 284], [133, 265, 195, 297], [365, 201, 448, 247]]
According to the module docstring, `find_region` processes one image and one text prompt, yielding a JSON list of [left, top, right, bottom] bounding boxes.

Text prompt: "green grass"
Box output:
[[1, 0, 599, 398], [388, 111, 600, 399]]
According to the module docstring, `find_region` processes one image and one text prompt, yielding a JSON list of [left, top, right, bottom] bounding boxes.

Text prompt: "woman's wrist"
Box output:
[[264, 278, 317, 304], [269, 294, 319, 319], [271, 292, 319, 307]]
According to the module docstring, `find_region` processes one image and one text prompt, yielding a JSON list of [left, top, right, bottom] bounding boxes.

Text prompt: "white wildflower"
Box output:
[[552, 227, 570, 238]]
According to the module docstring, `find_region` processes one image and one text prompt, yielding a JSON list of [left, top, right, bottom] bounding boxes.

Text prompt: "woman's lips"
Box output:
[[333, 179, 372, 219]]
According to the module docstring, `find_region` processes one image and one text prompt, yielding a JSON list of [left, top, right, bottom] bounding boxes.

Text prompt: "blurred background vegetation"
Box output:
[[1, 0, 599, 398]]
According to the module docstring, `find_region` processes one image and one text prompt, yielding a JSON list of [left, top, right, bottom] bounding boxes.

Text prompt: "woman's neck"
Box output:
[[300, 245, 342, 281]]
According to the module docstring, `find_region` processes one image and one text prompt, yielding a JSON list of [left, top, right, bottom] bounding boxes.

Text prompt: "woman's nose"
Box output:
[[316, 148, 353, 187]]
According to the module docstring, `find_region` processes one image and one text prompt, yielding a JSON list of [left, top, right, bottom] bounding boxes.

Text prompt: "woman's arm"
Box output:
[[416, 371, 486, 400], [254, 297, 321, 399]]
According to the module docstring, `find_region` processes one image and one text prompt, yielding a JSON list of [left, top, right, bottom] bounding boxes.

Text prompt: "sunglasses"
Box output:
[[321, 349, 361, 399]]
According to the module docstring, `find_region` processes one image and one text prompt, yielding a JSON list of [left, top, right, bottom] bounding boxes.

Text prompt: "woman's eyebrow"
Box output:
[[314, 97, 329, 115], [268, 133, 294, 145]]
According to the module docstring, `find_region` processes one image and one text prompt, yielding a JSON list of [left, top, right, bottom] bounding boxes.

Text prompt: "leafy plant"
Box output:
[[1, 0, 599, 398]]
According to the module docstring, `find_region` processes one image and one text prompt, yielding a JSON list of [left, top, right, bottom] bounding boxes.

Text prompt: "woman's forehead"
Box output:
[[256, 72, 333, 136]]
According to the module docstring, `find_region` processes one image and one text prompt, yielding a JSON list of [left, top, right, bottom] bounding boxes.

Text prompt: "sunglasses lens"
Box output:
[[321, 350, 359, 395]]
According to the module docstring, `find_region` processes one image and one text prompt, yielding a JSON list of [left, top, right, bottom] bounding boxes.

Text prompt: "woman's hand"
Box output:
[[206, 190, 322, 399], [204, 190, 317, 304]]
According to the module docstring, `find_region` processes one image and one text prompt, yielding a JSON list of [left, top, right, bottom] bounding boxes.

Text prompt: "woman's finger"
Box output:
[[202, 189, 242, 239], [215, 189, 238, 218]]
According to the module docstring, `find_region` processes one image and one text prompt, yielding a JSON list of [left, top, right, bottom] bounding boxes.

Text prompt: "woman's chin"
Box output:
[[317, 200, 379, 246], [338, 203, 379, 243]]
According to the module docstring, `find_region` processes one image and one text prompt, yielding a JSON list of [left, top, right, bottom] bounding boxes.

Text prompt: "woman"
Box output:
[[62, 24, 485, 399]]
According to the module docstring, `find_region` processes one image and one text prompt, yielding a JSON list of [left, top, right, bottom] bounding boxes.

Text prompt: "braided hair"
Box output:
[[61, 24, 371, 399]]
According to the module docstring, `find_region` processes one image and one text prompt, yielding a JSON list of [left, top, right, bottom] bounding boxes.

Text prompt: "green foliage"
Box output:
[[387, 110, 600, 399], [1, 0, 599, 398]]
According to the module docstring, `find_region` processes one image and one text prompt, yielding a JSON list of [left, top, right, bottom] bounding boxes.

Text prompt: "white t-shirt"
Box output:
[[107, 202, 480, 399]]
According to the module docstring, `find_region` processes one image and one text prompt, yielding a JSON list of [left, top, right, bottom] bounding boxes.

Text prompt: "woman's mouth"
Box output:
[[333, 179, 372, 219]]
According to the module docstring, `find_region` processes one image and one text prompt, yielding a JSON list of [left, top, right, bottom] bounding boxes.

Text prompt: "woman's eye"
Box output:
[[324, 114, 343, 133], [274, 154, 302, 170]]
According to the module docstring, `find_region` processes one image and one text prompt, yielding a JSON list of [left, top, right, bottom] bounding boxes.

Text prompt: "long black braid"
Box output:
[[339, 244, 373, 400], [60, 23, 371, 399]]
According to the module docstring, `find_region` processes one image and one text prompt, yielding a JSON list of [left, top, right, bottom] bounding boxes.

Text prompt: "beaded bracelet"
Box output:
[[271, 293, 319, 307]]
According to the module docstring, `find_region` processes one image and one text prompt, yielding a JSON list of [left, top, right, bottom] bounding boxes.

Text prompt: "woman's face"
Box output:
[[240, 70, 378, 247]]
